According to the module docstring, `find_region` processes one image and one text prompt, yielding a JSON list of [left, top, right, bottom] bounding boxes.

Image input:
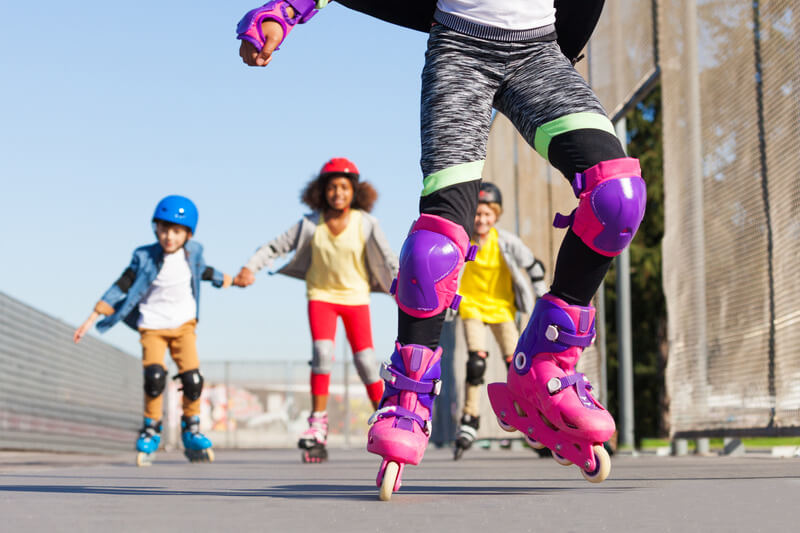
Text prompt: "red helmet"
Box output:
[[319, 157, 360, 180]]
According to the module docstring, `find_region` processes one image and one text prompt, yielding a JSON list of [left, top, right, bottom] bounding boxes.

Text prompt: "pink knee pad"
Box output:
[[236, 0, 318, 51], [554, 157, 646, 257], [390, 214, 477, 319]]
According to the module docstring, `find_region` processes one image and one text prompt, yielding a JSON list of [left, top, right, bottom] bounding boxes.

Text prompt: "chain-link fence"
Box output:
[[659, 0, 800, 437], [156, 356, 377, 450]]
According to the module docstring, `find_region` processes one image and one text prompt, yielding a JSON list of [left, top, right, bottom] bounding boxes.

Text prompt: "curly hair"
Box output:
[[300, 174, 378, 213]]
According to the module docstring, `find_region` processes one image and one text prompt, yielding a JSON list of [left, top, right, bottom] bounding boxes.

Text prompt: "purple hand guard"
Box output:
[[236, 0, 318, 51], [553, 157, 646, 257]]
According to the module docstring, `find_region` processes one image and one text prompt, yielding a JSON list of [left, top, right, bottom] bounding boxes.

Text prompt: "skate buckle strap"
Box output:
[[544, 324, 594, 347], [380, 362, 442, 396], [465, 244, 478, 262], [546, 374, 598, 409], [368, 406, 431, 436], [553, 209, 576, 229]]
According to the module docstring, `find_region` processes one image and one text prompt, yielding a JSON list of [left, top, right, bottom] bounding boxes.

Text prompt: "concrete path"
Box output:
[[1, 447, 797, 532]]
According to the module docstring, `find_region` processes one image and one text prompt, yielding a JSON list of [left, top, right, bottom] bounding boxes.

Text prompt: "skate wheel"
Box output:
[[581, 445, 611, 483], [525, 436, 545, 450], [136, 452, 152, 467], [205, 448, 215, 463], [379, 461, 400, 502], [552, 452, 573, 466], [496, 416, 517, 433]]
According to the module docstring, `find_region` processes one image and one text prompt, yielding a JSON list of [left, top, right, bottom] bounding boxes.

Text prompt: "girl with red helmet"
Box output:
[[233, 158, 398, 463]]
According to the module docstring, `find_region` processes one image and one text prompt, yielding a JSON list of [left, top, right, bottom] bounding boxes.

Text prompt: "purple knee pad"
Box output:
[[553, 157, 646, 257], [236, 0, 318, 51], [390, 214, 477, 319]]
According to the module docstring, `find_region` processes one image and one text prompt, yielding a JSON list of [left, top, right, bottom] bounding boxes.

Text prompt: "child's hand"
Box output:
[[73, 312, 100, 344], [239, 20, 285, 67], [233, 266, 256, 287], [222, 273, 233, 289]]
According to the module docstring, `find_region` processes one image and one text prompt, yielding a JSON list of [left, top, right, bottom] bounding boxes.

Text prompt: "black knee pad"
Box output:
[[175, 369, 204, 401], [465, 351, 487, 386], [143, 364, 167, 398]]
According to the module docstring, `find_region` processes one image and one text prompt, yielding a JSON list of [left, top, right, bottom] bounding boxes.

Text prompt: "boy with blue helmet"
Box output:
[[74, 195, 232, 466]]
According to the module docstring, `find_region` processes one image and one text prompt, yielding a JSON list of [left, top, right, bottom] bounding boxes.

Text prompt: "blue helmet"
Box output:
[[152, 195, 198, 233]]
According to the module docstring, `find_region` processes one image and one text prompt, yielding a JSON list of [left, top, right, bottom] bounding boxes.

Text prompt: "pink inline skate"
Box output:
[[298, 411, 328, 463], [368, 343, 442, 500], [488, 294, 614, 482]]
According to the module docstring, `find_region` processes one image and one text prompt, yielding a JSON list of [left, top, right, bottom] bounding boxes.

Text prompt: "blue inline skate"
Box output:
[[135, 418, 162, 467], [181, 415, 215, 463]]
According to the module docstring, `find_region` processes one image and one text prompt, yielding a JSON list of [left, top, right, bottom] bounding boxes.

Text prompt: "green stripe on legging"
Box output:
[[315, 0, 329, 8], [533, 112, 616, 159], [421, 160, 484, 196]]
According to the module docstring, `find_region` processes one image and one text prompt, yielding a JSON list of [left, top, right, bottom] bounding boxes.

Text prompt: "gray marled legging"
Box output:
[[420, 23, 611, 189]]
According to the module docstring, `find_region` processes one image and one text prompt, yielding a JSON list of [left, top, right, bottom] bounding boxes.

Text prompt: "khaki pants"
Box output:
[[461, 318, 519, 417], [139, 319, 200, 420]]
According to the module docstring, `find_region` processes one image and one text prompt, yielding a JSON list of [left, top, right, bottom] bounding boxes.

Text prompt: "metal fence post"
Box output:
[[615, 117, 636, 450]]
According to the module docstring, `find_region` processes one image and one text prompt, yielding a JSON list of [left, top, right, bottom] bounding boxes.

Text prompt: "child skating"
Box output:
[[237, 0, 645, 497], [453, 182, 547, 460], [74, 195, 232, 466], [232, 158, 398, 463]]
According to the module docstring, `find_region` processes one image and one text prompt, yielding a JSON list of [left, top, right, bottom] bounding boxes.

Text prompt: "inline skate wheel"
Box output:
[[525, 436, 545, 450], [136, 452, 153, 467], [496, 416, 517, 433], [379, 461, 400, 502], [581, 445, 611, 483], [552, 451, 573, 466]]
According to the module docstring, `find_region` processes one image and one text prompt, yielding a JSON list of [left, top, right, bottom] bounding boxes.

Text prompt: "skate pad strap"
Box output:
[[236, 0, 318, 51], [552, 157, 646, 257], [380, 363, 442, 396], [368, 406, 431, 436], [546, 373, 598, 410]]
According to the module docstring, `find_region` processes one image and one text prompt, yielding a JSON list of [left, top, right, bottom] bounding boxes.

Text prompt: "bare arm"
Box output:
[[73, 311, 101, 344]]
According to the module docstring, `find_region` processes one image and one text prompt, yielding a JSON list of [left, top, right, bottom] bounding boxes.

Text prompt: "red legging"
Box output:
[[308, 300, 383, 403]]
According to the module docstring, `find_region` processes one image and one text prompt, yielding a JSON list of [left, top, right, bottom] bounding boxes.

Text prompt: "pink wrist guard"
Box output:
[[236, 0, 317, 51]]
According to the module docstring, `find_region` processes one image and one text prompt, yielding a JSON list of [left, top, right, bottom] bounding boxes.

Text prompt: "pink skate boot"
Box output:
[[368, 343, 442, 500], [488, 294, 615, 482], [298, 411, 328, 463]]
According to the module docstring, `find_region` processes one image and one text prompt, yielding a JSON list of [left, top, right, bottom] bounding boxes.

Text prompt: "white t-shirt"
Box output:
[[137, 249, 196, 330], [437, 0, 555, 30]]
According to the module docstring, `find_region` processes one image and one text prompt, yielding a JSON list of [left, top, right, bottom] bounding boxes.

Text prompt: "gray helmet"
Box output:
[[479, 182, 502, 207]]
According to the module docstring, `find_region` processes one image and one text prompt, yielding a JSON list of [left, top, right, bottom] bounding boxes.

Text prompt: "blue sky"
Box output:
[[0, 2, 431, 361]]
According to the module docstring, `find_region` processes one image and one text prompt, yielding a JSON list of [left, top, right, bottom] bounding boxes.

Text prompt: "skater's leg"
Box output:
[[496, 41, 643, 302], [339, 303, 383, 408], [487, 42, 643, 481], [454, 319, 489, 459], [487, 320, 519, 369], [166, 320, 213, 461], [140, 329, 169, 420], [300, 300, 336, 458], [167, 320, 202, 417], [307, 299, 338, 408]]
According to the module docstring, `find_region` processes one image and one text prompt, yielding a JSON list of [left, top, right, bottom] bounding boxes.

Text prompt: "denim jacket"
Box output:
[[95, 240, 226, 333]]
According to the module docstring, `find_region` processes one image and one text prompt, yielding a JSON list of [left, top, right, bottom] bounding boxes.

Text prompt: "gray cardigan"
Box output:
[[245, 211, 399, 294], [495, 228, 548, 315]]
